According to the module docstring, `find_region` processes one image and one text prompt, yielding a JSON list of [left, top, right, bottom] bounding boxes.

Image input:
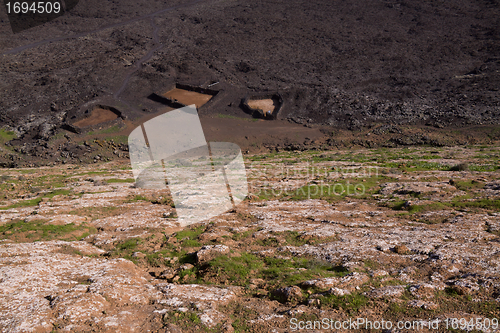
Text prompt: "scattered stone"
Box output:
[[272, 286, 303, 303], [196, 245, 230, 264], [449, 279, 479, 295], [365, 286, 406, 299], [287, 306, 307, 315], [430, 272, 444, 282], [156, 283, 237, 306], [409, 284, 437, 299], [180, 263, 194, 271], [131, 251, 146, 258], [341, 261, 363, 271], [301, 277, 340, 289], [164, 323, 183, 333], [376, 243, 390, 252], [250, 278, 266, 288], [394, 244, 411, 254], [90, 178, 108, 186], [326, 287, 350, 296], [159, 268, 176, 280], [370, 270, 388, 278], [307, 298, 321, 306], [338, 272, 370, 291], [408, 300, 439, 310]]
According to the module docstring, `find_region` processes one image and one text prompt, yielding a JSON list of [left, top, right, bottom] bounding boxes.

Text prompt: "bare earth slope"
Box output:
[[0, 0, 499, 146]]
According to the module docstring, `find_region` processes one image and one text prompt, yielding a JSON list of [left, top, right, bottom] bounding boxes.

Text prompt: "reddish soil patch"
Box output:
[[162, 88, 212, 108], [73, 108, 119, 128]]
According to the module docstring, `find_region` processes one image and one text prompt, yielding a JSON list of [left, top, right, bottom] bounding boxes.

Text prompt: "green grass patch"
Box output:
[[247, 152, 282, 161], [175, 225, 205, 241], [151, 195, 175, 208], [309, 154, 335, 163], [334, 153, 372, 163], [141, 245, 197, 268], [77, 171, 110, 176], [178, 266, 199, 281], [469, 164, 499, 172], [451, 180, 485, 191], [407, 202, 450, 214], [435, 289, 500, 317], [116, 237, 141, 251], [317, 293, 369, 314], [363, 259, 380, 270], [231, 230, 253, 241], [452, 198, 500, 211], [144, 252, 163, 267], [163, 310, 221, 332], [126, 195, 149, 202], [109, 237, 144, 262], [182, 239, 201, 247], [0, 219, 96, 242], [389, 200, 450, 214], [228, 302, 259, 333], [382, 161, 448, 171], [285, 176, 395, 202], [106, 135, 128, 144], [31, 175, 69, 189], [447, 162, 498, 172], [254, 237, 280, 247], [0, 129, 16, 143], [99, 125, 121, 134], [209, 253, 264, 284], [163, 311, 201, 326], [262, 257, 347, 287], [106, 178, 135, 183], [17, 169, 37, 174], [0, 197, 43, 210], [448, 163, 469, 171], [386, 302, 408, 314], [45, 189, 73, 199], [48, 132, 66, 142], [207, 254, 347, 288]]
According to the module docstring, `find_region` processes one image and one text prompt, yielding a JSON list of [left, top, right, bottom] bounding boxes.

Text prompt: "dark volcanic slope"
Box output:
[[0, 0, 499, 141]]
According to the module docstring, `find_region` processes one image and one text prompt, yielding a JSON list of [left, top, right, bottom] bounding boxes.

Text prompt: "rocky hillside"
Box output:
[[1, 145, 499, 332]]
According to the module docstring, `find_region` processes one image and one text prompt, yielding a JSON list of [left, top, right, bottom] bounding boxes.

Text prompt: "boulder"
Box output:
[[272, 286, 303, 303], [196, 245, 230, 264]]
